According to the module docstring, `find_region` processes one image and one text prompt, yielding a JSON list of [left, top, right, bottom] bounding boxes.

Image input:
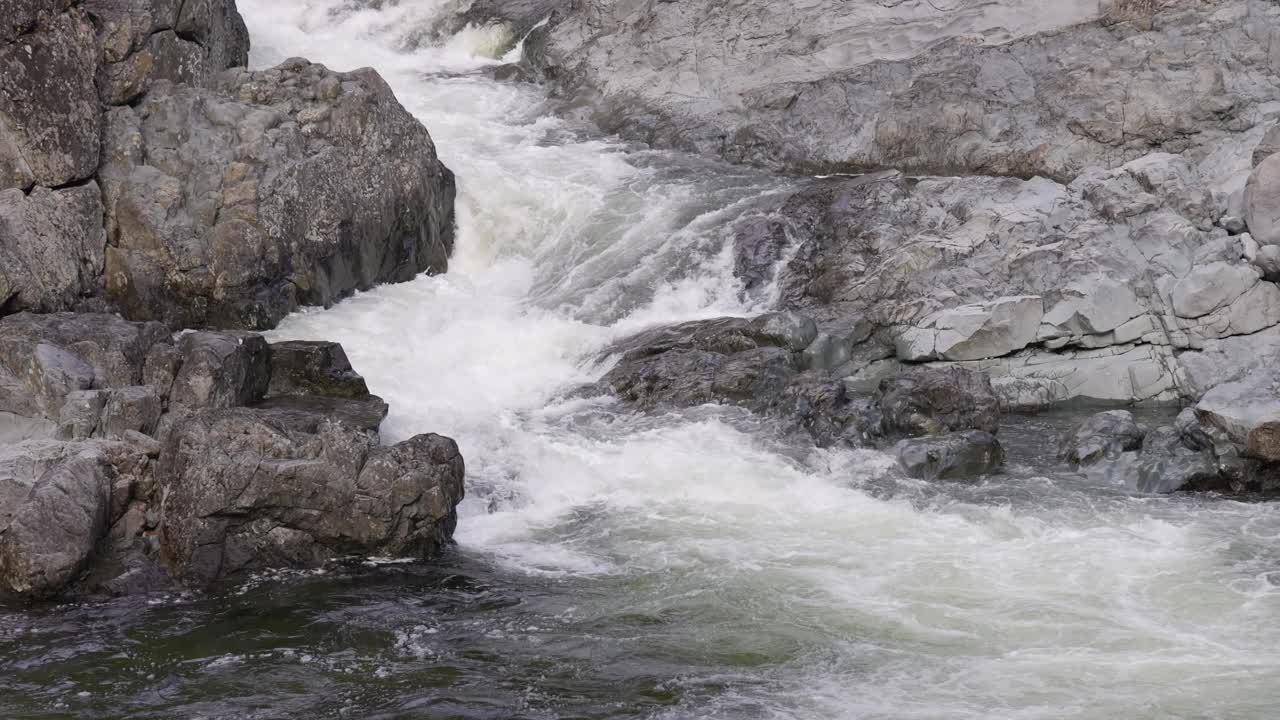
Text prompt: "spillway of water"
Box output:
[[4, 2, 1280, 718]]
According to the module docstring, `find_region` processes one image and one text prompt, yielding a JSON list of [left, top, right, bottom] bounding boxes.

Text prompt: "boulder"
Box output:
[[875, 367, 1001, 438], [99, 58, 457, 330], [1195, 368, 1280, 463], [1059, 410, 1147, 466], [158, 408, 463, 586], [894, 430, 1004, 481], [0, 184, 106, 315], [1246, 152, 1280, 246], [170, 332, 270, 410], [0, 441, 120, 598]]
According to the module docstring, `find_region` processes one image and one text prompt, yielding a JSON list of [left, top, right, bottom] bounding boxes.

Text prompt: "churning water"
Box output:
[[4, 2, 1280, 718]]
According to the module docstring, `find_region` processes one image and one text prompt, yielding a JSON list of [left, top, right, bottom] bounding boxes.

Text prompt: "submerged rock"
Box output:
[[895, 430, 1004, 481]]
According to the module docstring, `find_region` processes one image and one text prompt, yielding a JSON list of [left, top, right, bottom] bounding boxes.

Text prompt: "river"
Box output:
[[3, 1, 1280, 718]]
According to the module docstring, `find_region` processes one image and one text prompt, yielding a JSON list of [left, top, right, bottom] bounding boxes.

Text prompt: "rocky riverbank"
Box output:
[[462, 0, 1280, 491], [0, 0, 463, 600]]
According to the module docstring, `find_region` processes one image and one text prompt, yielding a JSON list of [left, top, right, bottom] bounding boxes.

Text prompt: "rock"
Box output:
[[1246, 152, 1280, 246], [1134, 453, 1225, 494], [157, 409, 464, 586], [895, 430, 1004, 481], [170, 332, 270, 410], [1170, 262, 1261, 319], [1038, 275, 1144, 343], [527, 0, 1276, 181], [267, 341, 371, 399], [1195, 368, 1280, 463], [86, 0, 250, 105], [0, 441, 116, 598], [0, 184, 107, 315], [0, 7, 100, 190], [99, 59, 457, 330], [1252, 244, 1280, 281], [1059, 410, 1147, 466], [875, 367, 1000, 438], [901, 296, 1043, 361], [98, 385, 163, 438], [1253, 126, 1280, 168]]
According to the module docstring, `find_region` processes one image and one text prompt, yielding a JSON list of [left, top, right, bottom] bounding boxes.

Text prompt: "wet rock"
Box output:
[[99, 59, 457, 330], [895, 430, 1004, 481], [268, 341, 371, 399], [1134, 453, 1226, 494], [158, 409, 464, 586], [1059, 410, 1147, 466], [875, 367, 1000, 439]]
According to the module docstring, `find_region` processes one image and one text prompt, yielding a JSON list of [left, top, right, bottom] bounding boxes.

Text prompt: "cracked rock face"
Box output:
[[99, 59, 457, 330]]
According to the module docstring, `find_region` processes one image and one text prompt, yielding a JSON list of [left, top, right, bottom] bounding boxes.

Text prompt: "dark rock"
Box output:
[[1059, 410, 1147, 466], [875, 367, 1001, 438], [268, 340, 370, 399], [99, 59, 457, 330], [0, 441, 116, 598], [0, 7, 100, 190], [1134, 454, 1227, 494], [895, 430, 1004, 481], [86, 0, 249, 105], [170, 332, 270, 410], [157, 409, 463, 586]]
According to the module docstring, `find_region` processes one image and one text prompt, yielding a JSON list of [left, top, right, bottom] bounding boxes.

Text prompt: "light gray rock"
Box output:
[[895, 430, 1004, 481], [1195, 368, 1280, 462], [899, 295, 1043, 362], [526, 0, 1276, 182], [1170, 262, 1261, 319], [0, 184, 106, 314], [1245, 152, 1280, 246], [99, 59, 456, 330]]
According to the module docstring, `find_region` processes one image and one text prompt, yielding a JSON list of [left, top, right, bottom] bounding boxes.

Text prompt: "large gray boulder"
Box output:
[[99, 59, 457, 330], [875, 367, 1001, 438], [1195, 367, 1280, 463]]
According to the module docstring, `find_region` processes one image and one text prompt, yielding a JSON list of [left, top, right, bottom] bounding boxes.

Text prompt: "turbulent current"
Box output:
[[4, 2, 1280, 718]]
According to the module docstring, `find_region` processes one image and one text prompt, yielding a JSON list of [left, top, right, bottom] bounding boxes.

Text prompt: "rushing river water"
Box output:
[[5, 2, 1280, 718]]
